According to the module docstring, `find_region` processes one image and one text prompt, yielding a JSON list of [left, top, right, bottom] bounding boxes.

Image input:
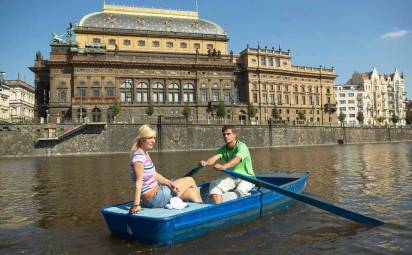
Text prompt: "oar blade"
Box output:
[[222, 169, 384, 226]]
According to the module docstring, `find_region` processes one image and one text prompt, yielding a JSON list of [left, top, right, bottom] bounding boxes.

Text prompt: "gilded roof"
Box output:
[[78, 4, 226, 37]]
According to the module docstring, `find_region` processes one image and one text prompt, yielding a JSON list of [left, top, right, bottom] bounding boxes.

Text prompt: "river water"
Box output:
[[0, 143, 411, 255]]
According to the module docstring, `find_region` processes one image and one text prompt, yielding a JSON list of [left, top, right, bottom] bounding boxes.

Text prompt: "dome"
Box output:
[[78, 4, 227, 37]]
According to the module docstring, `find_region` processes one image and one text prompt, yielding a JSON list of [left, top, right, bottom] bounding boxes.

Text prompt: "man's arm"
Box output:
[[214, 156, 241, 170], [199, 154, 221, 167]]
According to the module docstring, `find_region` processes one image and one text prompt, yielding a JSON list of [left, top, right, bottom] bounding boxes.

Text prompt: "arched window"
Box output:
[[136, 82, 148, 102], [152, 82, 164, 103], [168, 83, 180, 103], [92, 107, 101, 122], [59, 90, 67, 103], [120, 79, 133, 102], [183, 83, 195, 103]]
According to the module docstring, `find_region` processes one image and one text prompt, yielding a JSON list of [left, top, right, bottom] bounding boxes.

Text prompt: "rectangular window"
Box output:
[[123, 39, 131, 46], [263, 94, 268, 104], [316, 96, 320, 105], [275, 58, 280, 67], [309, 96, 313, 105], [285, 95, 289, 104], [152, 41, 160, 47], [207, 44, 213, 49], [92, 88, 100, 97], [339, 93, 345, 97], [106, 87, 114, 97], [302, 95, 306, 105], [270, 95, 275, 104], [174, 93, 179, 102], [224, 91, 231, 103], [213, 90, 219, 101], [201, 90, 208, 102], [253, 93, 258, 103], [153, 93, 158, 102], [108, 39, 116, 45], [92, 38, 101, 44], [138, 40, 145, 47], [268, 57, 273, 66], [277, 94, 282, 104], [78, 88, 86, 97], [260, 56, 266, 65], [295, 95, 299, 104], [180, 42, 188, 48], [194, 43, 201, 49], [158, 93, 164, 103], [166, 42, 174, 48]]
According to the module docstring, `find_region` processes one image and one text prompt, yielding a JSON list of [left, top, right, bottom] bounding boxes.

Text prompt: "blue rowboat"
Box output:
[[100, 171, 309, 245]]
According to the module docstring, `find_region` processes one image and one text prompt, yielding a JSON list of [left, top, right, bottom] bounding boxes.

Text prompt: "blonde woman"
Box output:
[[129, 125, 202, 214]]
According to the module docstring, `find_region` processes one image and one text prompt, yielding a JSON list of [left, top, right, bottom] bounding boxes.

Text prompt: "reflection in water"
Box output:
[[0, 143, 411, 254]]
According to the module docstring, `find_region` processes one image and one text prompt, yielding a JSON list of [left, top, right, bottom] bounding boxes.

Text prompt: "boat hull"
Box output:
[[101, 172, 308, 245]]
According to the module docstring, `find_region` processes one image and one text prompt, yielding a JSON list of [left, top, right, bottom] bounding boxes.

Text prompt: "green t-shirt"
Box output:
[[217, 140, 255, 177]]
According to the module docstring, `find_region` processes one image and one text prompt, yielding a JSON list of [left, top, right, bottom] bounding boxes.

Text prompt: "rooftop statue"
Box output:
[[51, 23, 75, 45], [52, 32, 65, 44]]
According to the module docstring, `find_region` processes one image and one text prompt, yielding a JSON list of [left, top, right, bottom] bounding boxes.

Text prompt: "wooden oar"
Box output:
[[222, 169, 384, 226], [183, 166, 203, 177]]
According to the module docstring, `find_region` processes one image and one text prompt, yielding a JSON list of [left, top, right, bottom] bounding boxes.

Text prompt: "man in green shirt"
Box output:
[[200, 125, 255, 204]]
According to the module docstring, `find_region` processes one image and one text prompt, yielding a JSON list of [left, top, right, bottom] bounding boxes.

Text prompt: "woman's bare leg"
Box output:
[[173, 177, 202, 203]]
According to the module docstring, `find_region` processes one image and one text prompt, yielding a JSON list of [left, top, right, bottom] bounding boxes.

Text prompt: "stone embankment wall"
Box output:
[[0, 124, 411, 157]]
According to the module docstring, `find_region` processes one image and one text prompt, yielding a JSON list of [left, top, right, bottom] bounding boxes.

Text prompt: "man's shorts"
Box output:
[[209, 176, 254, 197]]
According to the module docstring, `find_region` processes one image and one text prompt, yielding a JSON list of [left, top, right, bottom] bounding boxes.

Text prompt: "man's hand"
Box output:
[[213, 163, 225, 170], [199, 160, 208, 167]]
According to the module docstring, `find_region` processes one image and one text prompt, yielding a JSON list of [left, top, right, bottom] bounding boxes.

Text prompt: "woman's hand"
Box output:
[[129, 204, 141, 214], [169, 181, 180, 193]]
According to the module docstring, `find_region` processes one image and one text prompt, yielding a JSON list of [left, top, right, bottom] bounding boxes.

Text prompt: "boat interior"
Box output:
[[102, 175, 301, 219]]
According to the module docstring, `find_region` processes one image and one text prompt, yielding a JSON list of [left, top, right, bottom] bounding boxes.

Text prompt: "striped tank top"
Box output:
[[130, 150, 158, 194]]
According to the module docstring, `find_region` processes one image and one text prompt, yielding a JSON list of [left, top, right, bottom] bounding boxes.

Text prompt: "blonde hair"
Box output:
[[130, 124, 156, 151]]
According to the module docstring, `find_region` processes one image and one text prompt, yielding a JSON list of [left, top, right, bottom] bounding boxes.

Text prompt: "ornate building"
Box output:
[[0, 71, 11, 123], [31, 3, 337, 125], [344, 68, 407, 126], [235, 45, 337, 125], [31, 3, 237, 123], [3, 78, 35, 123]]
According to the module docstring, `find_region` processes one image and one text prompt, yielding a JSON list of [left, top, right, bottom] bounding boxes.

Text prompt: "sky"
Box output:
[[1, 0, 411, 97]]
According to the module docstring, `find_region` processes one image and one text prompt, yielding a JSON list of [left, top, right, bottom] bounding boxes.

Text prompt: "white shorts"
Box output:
[[209, 176, 255, 197]]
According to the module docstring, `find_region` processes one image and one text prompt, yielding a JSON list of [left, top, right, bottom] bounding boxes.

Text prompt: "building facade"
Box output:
[[31, 3, 337, 125], [5, 79, 35, 123], [0, 71, 11, 123], [31, 3, 238, 123], [343, 68, 407, 126], [336, 85, 364, 126], [235, 45, 337, 125]]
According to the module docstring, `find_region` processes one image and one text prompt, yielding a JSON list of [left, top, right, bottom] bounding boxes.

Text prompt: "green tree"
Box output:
[[406, 111, 412, 125], [216, 102, 226, 119], [356, 111, 364, 125], [391, 114, 399, 125], [297, 110, 306, 120], [271, 105, 280, 120], [247, 103, 257, 120], [182, 103, 191, 122], [113, 100, 121, 116], [145, 104, 154, 116], [377, 116, 385, 124], [338, 112, 346, 124]]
